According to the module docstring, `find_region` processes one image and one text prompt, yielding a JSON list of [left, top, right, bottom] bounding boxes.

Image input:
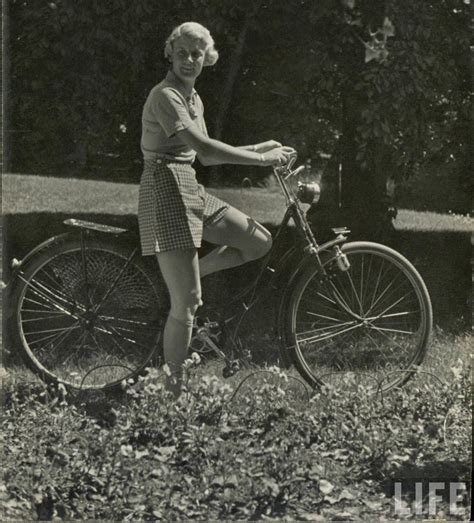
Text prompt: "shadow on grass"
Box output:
[[2, 212, 472, 331]]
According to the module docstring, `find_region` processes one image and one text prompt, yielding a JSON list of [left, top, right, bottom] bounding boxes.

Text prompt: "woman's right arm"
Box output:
[[176, 123, 292, 167]]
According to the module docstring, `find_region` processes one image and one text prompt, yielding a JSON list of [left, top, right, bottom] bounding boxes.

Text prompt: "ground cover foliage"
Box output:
[[1, 335, 471, 521]]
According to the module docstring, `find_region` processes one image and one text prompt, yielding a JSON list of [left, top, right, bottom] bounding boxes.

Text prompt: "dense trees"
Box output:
[[5, 0, 470, 233]]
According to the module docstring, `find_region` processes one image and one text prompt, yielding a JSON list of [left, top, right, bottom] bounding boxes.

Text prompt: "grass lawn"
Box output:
[[3, 173, 473, 232]]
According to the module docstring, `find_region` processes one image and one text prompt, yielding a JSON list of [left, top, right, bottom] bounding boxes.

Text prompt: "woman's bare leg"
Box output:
[[199, 206, 272, 278], [156, 248, 202, 397]]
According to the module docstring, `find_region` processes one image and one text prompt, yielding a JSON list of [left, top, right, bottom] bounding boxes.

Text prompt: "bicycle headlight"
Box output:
[[297, 182, 321, 204]]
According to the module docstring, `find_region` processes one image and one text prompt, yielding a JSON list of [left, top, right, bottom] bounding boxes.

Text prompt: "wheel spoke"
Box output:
[[300, 295, 346, 319], [24, 323, 81, 347], [305, 285, 337, 305], [92, 249, 139, 315], [21, 312, 72, 321], [327, 281, 361, 319], [21, 272, 79, 310], [344, 268, 364, 314], [367, 292, 416, 323], [21, 306, 67, 314], [93, 320, 157, 351], [54, 330, 89, 367], [297, 322, 362, 344], [19, 275, 78, 317], [365, 310, 419, 321], [93, 324, 129, 358], [23, 324, 79, 337], [367, 276, 411, 314], [89, 329, 123, 360], [88, 262, 108, 304], [305, 310, 350, 324], [22, 296, 72, 314], [364, 267, 404, 317], [368, 325, 415, 336], [297, 318, 357, 335], [98, 314, 152, 327], [357, 327, 395, 367], [38, 265, 80, 306]]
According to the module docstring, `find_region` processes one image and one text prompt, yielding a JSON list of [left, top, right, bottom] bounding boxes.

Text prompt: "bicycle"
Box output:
[[4, 155, 433, 393]]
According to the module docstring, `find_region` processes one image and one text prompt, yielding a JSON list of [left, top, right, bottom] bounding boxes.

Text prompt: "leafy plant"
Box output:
[[2, 350, 471, 520]]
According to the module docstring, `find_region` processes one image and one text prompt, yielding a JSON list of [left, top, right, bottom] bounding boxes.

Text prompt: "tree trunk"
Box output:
[[213, 20, 250, 142], [209, 3, 261, 183], [340, 92, 389, 239], [339, 0, 394, 240]]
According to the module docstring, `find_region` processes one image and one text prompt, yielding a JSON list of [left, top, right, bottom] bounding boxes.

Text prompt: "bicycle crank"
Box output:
[[191, 322, 242, 378], [195, 326, 227, 359], [189, 316, 224, 355]]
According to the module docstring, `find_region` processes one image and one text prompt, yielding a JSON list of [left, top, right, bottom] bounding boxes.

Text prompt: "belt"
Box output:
[[148, 154, 194, 165]]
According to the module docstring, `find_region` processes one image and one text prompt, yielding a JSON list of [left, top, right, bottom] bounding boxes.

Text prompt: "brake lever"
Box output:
[[287, 152, 298, 170]]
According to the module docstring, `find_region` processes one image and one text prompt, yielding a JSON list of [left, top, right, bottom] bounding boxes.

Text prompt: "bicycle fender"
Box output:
[[3, 232, 73, 289], [1, 232, 76, 327], [6, 223, 132, 282]]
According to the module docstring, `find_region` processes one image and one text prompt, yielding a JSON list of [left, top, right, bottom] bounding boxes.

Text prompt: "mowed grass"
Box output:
[[3, 173, 473, 232]]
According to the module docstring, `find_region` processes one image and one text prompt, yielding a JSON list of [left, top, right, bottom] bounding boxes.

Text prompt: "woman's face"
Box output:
[[170, 35, 207, 85]]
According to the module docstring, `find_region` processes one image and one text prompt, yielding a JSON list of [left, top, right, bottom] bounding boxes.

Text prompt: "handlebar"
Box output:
[[273, 151, 321, 206]]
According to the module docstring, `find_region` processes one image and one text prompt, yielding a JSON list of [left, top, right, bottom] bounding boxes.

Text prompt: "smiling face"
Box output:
[[170, 35, 207, 87]]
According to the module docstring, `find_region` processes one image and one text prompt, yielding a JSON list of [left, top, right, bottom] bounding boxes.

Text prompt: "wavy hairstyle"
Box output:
[[164, 22, 219, 66]]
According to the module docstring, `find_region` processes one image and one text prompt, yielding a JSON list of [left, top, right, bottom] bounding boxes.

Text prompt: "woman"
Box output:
[[139, 22, 294, 395]]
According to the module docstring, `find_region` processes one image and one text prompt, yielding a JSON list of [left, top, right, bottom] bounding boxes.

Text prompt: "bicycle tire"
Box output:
[[283, 241, 432, 392], [10, 235, 168, 390]]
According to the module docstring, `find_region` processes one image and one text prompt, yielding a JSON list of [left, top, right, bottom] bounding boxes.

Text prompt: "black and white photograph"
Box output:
[[1, 0, 472, 520]]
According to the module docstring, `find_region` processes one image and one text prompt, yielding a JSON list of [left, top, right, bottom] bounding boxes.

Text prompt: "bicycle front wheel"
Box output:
[[11, 236, 167, 390], [285, 242, 432, 392]]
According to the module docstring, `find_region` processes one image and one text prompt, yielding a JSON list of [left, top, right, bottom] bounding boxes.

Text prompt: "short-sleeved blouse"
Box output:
[[141, 70, 208, 162]]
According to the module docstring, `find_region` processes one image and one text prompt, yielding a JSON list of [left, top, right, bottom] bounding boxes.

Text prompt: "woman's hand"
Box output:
[[260, 146, 296, 167], [254, 140, 282, 153]]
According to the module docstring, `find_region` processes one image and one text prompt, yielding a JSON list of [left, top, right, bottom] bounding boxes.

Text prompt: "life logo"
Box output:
[[393, 481, 470, 518]]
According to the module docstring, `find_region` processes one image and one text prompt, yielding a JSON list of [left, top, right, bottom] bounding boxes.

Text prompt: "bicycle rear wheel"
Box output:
[[284, 242, 432, 392], [10, 236, 167, 390]]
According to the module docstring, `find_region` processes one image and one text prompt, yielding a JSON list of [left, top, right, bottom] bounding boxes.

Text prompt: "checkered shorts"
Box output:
[[138, 159, 229, 255]]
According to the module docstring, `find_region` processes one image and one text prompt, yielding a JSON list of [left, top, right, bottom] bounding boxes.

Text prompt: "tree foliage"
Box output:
[[5, 0, 470, 223]]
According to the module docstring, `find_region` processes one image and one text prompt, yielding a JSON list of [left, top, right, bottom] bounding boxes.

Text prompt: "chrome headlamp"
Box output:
[[297, 182, 321, 204]]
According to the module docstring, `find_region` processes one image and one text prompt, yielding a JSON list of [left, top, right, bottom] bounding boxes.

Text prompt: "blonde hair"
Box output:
[[164, 22, 219, 66]]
